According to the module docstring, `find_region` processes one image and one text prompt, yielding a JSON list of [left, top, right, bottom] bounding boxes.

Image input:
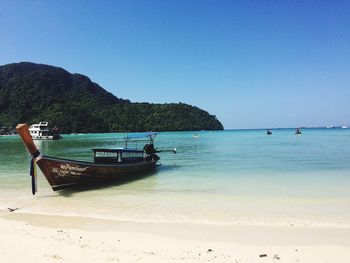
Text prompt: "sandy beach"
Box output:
[[1, 209, 350, 263]]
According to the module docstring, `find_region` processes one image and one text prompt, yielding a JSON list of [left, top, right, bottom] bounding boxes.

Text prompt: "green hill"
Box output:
[[0, 62, 223, 132]]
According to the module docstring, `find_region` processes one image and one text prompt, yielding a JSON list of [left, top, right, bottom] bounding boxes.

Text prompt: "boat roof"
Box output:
[[92, 148, 144, 153]]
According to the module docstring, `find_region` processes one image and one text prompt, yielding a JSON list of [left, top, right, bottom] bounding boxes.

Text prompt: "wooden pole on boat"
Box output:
[[16, 124, 41, 195], [16, 123, 39, 155]]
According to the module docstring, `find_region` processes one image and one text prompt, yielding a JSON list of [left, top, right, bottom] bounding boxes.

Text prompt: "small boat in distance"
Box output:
[[266, 129, 272, 135], [16, 124, 175, 194], [29, 122, 61, 140], [295, 128, 302, 135]]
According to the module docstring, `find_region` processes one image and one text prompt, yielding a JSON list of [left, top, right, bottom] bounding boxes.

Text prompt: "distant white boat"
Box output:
[[341, 126, 348, 129], [29, 122, 61, 140]]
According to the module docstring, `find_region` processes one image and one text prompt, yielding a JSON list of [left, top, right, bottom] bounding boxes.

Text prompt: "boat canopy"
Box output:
[[92, 148, 144, 153]]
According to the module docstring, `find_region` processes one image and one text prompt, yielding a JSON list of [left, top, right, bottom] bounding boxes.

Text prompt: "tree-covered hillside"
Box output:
[[0, 62, 223, 132]]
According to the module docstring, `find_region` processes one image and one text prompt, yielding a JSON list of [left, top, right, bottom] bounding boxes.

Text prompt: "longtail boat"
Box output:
[[16, 124, 174, 194]]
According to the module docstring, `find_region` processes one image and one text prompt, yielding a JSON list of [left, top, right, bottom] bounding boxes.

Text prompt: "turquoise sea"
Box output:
[[1, 128, 350, 227]]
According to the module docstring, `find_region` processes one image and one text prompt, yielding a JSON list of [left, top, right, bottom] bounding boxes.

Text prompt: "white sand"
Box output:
[[1, 210, 350, 262]]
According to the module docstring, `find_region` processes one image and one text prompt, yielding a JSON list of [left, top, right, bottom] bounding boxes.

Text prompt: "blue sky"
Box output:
[[1, 0, 349, 129]]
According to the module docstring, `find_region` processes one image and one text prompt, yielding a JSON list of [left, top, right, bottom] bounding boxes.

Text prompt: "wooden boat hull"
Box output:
[[36, 155, 158, 191]]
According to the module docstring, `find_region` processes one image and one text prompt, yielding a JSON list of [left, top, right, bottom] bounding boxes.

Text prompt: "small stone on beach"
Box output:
[[259, 254, 267, 258], [52, 254, 62, 260], [207, 249, 213, 252]]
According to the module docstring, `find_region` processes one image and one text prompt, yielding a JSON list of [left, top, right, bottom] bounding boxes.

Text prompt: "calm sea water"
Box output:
[[1, 128, 350, 227]]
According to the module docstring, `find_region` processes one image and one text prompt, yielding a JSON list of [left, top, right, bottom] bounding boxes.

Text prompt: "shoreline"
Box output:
[[1, 193, 350, 229], [1, 210, 350, 262], [2, 209, 350, 243]]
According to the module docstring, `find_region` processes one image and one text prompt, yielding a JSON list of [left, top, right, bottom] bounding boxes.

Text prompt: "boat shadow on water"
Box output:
[[156, 163, 180, 172], [58, 170, 159, 197]]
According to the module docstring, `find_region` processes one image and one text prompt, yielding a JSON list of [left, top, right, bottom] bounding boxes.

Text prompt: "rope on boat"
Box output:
[[30, 150, 40, 195]]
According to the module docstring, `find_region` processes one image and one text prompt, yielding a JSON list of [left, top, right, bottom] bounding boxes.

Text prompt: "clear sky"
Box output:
[[1, 0, 349, 129]]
